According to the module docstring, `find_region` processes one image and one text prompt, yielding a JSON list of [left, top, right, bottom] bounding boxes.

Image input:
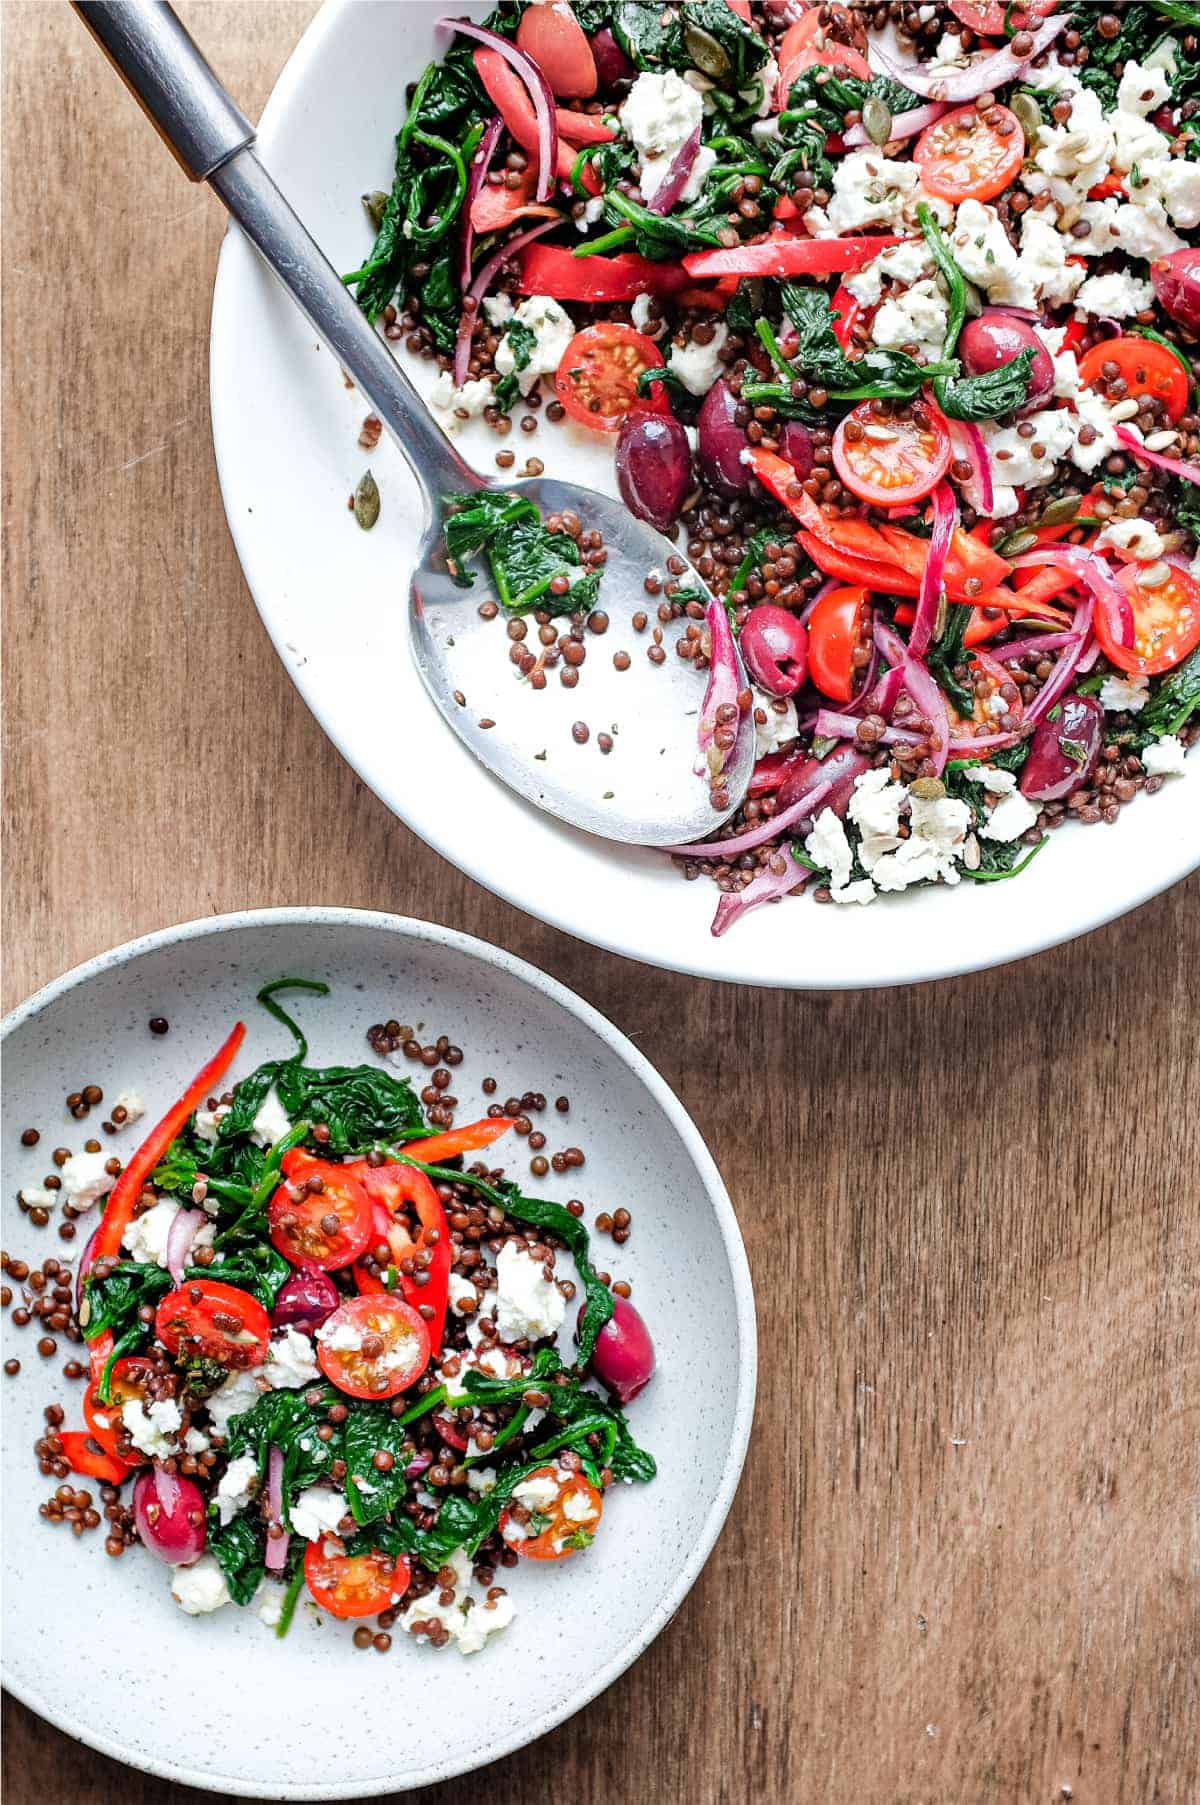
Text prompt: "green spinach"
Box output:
[[442, 490, 601, 612], [932, 349, 1034, 421], [208, 1515, 265, 1606], [343, 1403, 411, 1527]]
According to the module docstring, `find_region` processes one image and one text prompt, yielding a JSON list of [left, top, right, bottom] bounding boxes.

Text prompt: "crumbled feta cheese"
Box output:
[[112, 1090, 145, 1127], [952, 199, 1034, 310], [317, 1318, 364, 1353], [964, 765, 1017, 795], [494, 1240, 566, 1343], [257, 1586, 284, 1628], [59, 1149, 118, 1210], [430, 371, 495, 435], [1069, 387, 1136, 475], [1032, 51, 1084, 96], [184, 1426, 211, 1455], [1130, 157, 1200, 230], [466, 1466, 498, 1496], [250, 1089, 292, 1148], [980, 407, 1076, 491], [668, 324, 729, 397], [1112, 107, 1171, 175], [829, 879, 877, 906], [494, 294, 575, 397], [456, 1592, 516, 1655], [512, 1472, 560, 1511], [1033, 88, 1114, 196], [754, 694, 798, 757], [205, 1366, 264, 1436], [171, 1554, 231, 1615], [18, 1186, 56, 1212], [1074, 271, 1155, 320], [447, 1271, 479, 1317], [400, 1545, 515, 1654], [848, 768, 906, 872], [621, 71, 706, 203], [805, 808, 855, 892], [1097, 517, 1165, 562], [1018, 212, 1085, 308], [1142, 733, 1189, 775], [265, 1326, 320, 1389], [1099, 672, 1150, 713], [980, 790, 1041, 842], [844, 239, 934, 308], [871, 793, 971, 892], [573, 194, 604, 232], [122, 1395, 182, 1459], [1112, 200, 1184, 262], [931, 29, 968, 68], [990, 486, 1020, 519], [289, 1486, 348, 1541], [630, 292, 655, 333], [123, 1198, 215, 1267], [193, 1103, 229, 1144], [216, 1452, 259, 1526], [482, 294, 514, 328], [871, 278, 948, 361], [819, 150, 933, 237]]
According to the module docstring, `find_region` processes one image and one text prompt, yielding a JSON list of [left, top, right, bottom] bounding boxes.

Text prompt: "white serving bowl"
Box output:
[[1, 909, 754, 1797]]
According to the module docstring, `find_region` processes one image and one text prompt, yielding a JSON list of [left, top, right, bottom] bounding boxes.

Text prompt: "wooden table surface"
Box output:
[[3, 5, 1198, 1801]]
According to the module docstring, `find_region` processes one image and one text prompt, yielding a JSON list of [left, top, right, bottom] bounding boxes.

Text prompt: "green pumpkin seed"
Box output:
[[1010, 92, 1042, 148], [962, 278, 984, 319], [354, 469, 381, 531], [362, 190, 389, 233], [910, 776, 946, 800], [684, 22, 731, 79], [997, 527, 1039, 557], [863, 97, 893, 146], [1037, 491, 1083, 526]]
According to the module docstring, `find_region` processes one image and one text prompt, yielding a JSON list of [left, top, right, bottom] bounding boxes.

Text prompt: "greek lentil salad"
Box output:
[[11, 982, 655, 1655], [348, 1, 1199, 934]]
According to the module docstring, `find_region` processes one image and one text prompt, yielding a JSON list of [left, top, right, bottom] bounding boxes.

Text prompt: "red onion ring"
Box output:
[[1115, 424, 1200, 487], [645, 125, 701, 216], [909, 481, 957, 661], [439, 18, 558, 201], [405, 1450, 434, 1480], [265, 1445, 289, 1572], [452, 215, 560, 387], [696, 598, 752, 785], [711, 847, 810, 937], [461, 114, 504, 291], [871, 13, 1069, 102], [813, 708, 923, 747], [165, 1206, 203, 1285], [669, 780, 833, 860], [873, 609, 950, 772], [1013, 546, 1133, 650], [962, 420, 994, 514], [842, 101, 948, 148], [954, 590, 1095, 753], [996, 629, 1081, 663]]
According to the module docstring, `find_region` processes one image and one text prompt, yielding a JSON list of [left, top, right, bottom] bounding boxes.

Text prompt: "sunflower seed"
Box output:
[[354, 469, 381, 531]]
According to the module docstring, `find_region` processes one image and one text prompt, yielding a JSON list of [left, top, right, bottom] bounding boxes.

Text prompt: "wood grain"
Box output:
[[3, 5, 1198, 1801]]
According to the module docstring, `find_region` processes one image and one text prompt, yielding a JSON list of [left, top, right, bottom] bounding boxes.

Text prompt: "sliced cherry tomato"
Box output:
[[83, 1356, 158, 1463], [947, 0, 1056, 33], [962, 647, 1024, 730], [268, 1150, 373, 1272], [554, 323, 667, 432], [304, 1540, 409, 1619], [683, 232, 903, 282], [1078, 336, 1189, 425], [1100, 564, 1200, 675], [914, 103, 1025, 203], [315, 1293, 430, 1399], [520, 244, 692, 302], [345, 1159, 452, 1353], [832, 403, 952, 506], [778, 14, 870, 97], [515, 0, 597, 98], [807, 586, 870, 704], [58, 1430, 132, 1484], [155, 1278, 271, 1369], [1088, 171, 1127, 201], [499, 1464, 604, 1560], [408, 1117, 518, 1165]]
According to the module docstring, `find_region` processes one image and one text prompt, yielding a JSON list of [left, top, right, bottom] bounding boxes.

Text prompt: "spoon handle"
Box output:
[[73, 0, 484, 500]]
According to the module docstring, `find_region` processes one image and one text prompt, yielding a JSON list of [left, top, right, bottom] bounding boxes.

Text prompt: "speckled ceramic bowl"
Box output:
[[1, 909, 755, 1797]]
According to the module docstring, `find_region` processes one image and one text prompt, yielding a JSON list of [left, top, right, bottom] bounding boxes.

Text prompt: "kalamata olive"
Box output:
[[614, 410, 692, 530], [270, 1266, 340, 1336], [1019, 691, 1103, 801], [1151, 246, 1200, 331], [133, 1467, 207, 1565], [778, 743, 873, 816], [741, 604, 809, 696], [589, 25, 634, 86], [697, 378, 752, 495], [958, 310, 1054, 410], [580, 1295, 655, 1404], [778, 421, 814, 480]]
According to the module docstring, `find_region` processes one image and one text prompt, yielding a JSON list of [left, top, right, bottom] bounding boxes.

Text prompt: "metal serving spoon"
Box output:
[[74, 0, 755, 848]]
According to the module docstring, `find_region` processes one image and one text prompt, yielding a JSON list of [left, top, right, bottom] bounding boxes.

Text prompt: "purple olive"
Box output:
[[741, 605, 809, 696], [1019, 691, 1103, 801], [778, 743, 873, 816], [589, 26, 634, 87], [133, 1467, 207, 1565], [270, 1266, 340, 1336], [615, 410, 692, 531], [697, 379, 753, 495], [778, 421, 814, 480], [580, 1295, 655, 1404], [958, 310, 1054, 410]]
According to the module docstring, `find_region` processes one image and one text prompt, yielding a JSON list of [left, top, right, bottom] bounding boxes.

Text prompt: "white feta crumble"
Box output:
[[122, 1395, 182, 1459], [931, 28, 968, 68], [573, 194, 605, 232], [193, 1103, 229, 1144], [980, 407, 1076, 491], [830, 879, 877, 906], [447, 1270, 479, 1317], [288, 1486, 348, 1541], [183, 1426, 211, 1455], [122, 1198, 215, 1267], [257, 1586, 284, 1628], [1018, 212, 1085, 308], [561, 1488, 595, 1524], [754, 694, 799, 756], [112, 1090, 145, 1127], [494, 1239, 566, 1343], [1130, 157, 1200, 230], [847, 767, 905, 872], [59, 1149, 118, 1211], [805, 808, 855, 892], [621, 71, 707, 203], [818, 150, 944, 237], [1069, 387, 1138, 475], [870, 278, 948, 361], [18, 1186, 56, 1213], [1099, 672, 1150, 713], [1074, 271, 1155, 320], [1142, 734, 1189, 775], [265, 1326, 320, 1389], [205, 1366, 265, 1436], [1033, 51, 1084, 96], [964, 765, 1018, 795], [844, 239, 933, 308], [171, 1554, 231, 1615], [1097, 517, 1165, 562], [482, 293, 514, 328], [668, 323, 729, 397], [630, 293, 655, 333], [216, 1452, 260, 1526], [457, 1592, 517, 1655], [871, 794, 971, 892], [979, 790, 1041, 842], [430, 370, 495, 434], [952, 199, 1035, 311], [512, 1472, 560, 1511], [249, 1089, 292, 1148], [1033, 88, 1114, 196], [1112, 106, 1171, 175], [494, 294, 575, 396], [741, 54, 778, 118], [317, 1318, 364, 1353], [400, 1545, 515, 1654], [466, 1465, 498, 1496]]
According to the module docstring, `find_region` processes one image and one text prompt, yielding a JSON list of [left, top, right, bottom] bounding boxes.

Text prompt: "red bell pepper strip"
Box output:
[[798, 530, 922, 595], [84, 1020, 246, 1379], [470, 166, 559, 234], [58, 1430, 132, 1485], [683, 232, 904, 280], [474, 48, 579, 189], [519, 243, 695, 301], [830, 283, 862, 352], [555, 108, 616, 147], [345, 1161, 451, 1354], [409, 1117, 518, 1165]]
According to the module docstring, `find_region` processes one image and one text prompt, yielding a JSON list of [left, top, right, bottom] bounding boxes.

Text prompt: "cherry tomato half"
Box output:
[[83, 1355, 158, 1464], [315, 1293, 431, 1399], [499, 1464, 604, 1561], [154, 1278, 271, 1369], [1077, 336, 1189, 425], [304, 1540, 410, 1619], [947, 0, 1057, 35], [269, 1150, 373, 1272], [806, 585, 870, 705], [914, 103, 1025, 204], [832, 403, 952, 507], [554, 324, 667, 432], [1100, 563, 1200, 675], [777, 13, 871, 97]]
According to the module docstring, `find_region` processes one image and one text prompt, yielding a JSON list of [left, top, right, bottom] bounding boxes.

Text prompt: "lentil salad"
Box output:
[[9, 981, 655, 1655], [350, 1, 1198, 934]]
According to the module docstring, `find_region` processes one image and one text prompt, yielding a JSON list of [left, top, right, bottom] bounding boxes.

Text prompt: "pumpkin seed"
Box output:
[[961, 278, 984, 319], [1037, 492, 1083, 526], [683, 22, 731, 79], [354, 469, 381, 531], [910, 776, 946, 800], [362, 190, 389, 232], [1010, 92, 1041, 148], [997, 527, 1039, 557], [863, 97, 893, 146]]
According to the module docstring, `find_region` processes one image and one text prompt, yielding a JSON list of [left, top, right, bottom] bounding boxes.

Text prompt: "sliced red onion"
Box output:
[[799, 577, 838, 625], [405, 1450, 434, 1480], [853, 658, 904, 720], [265, 1444, 289, 1572], [1013, 546, 1133, 650], [1023, 596, 1094, 729], [996, 630, 1082, 663], [814, 708, 923, 747], [842, 101, 948, 147], [696, 598, 751, 786], [1077, 635, 1101, 673], [461, 114, 504, 290], [453, 214, 560, 386], [1115, 424, 1200, 487], [871, 13, 1069, 102], [439, 18, 559, 201], [945, 726, 1024, 755], [711, 846, 810, 937], [165, 1207, 203, 1285], [960, 420, 994, 514], [669, 780, 832, 860], [646, 126, 702, 216], [909, 481, 957, 662], [872, 617, 949, 772]]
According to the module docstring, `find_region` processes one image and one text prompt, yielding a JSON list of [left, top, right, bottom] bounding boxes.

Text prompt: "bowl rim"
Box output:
[[1, 905, 757, 1798]]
